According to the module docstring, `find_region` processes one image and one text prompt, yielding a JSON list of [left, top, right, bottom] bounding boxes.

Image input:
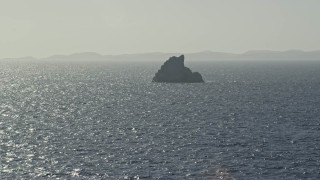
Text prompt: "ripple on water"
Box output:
[[0, 61, 320, 179]]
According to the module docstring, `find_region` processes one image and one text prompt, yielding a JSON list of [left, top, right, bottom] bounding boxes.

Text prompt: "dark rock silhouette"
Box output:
[[152, 55, 204, 83]]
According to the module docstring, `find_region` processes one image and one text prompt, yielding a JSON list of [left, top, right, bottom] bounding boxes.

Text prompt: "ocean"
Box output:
[[1, 60, 320, 179]]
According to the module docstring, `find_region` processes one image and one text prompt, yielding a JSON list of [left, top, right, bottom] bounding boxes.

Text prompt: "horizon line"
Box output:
[[2, 49, 320, 60]]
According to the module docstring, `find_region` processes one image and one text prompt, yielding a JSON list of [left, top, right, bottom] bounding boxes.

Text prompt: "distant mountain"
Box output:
[[238, 50, 320, 61], [2, 50, 320, 62]]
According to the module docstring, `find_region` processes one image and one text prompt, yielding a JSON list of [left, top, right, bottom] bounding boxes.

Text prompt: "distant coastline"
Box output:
[[1, 50, 320, 62]]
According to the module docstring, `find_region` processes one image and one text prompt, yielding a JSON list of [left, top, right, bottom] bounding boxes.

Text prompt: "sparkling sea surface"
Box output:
[[1, 60, 320, 179]]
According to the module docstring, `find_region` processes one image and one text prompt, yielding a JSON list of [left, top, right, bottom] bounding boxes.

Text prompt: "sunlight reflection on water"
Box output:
[[0, 61, 320, 179]]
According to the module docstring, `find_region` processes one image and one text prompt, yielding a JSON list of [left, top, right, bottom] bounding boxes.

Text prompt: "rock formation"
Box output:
[[152, 55, 204, 83]]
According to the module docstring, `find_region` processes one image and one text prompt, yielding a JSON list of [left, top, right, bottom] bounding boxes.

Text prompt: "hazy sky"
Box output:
[[1, 0, 320, 58]]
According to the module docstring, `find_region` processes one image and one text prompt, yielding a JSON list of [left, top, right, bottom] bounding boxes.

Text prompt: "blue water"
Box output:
[[1, 60, 320, 179]]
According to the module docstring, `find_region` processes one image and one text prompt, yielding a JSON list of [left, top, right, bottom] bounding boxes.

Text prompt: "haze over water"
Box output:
[[1, 1, 320, 179], [1, 60, 319, 179], [1, 0, 320, 58]]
